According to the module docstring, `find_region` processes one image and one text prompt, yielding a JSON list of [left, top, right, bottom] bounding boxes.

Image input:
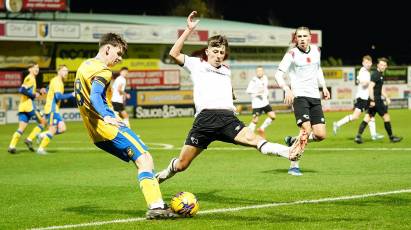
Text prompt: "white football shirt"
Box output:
[[111, 75, 126, 103], [277, 45, 324, 99], [183, 55, 235, 115], [355, 67, 371, 100], [246, 75, 269, 108]]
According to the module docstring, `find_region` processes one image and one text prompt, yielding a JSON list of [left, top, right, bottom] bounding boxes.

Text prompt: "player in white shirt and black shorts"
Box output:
[[246, 66, 276, 138], [354, 57, 402, 144], [275, 26, 329, 176], [155, 11, 306, 184], [333, 55, 383, 140], [111, 67, 130, 127]]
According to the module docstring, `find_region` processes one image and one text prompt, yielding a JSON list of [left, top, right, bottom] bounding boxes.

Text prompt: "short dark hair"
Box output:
[[57, 64, 67, 71], [27, 61, 38, 69], [378, 57, 389, 64], [99, 33, 128, 54], [120, 67, 129, 71], [207, 35, 228, 48]]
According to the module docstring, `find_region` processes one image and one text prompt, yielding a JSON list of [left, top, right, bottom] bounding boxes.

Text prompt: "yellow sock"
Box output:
[[39, 133, 52, 149], [27, 126, 42, 141], [9, 131, 22, 148], [138, 172, 164, 209]]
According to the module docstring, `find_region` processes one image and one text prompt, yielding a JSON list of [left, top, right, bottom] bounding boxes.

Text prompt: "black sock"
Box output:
[[384, 121, 393, 137], [357, 121, 368, 135]]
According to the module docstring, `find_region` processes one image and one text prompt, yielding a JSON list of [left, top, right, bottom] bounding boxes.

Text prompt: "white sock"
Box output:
[[336, 115, 352, 127], [260, 117, 273, 130], [369, 118, 376, 136], [257, 140, 289, 158], [290, 160, 299, 168], [248, 122, 256, 132], [149, 201, 166, 210]]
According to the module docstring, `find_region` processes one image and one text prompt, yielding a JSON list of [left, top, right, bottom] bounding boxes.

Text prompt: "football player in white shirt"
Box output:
[[274, 26, 328, 176], [156, 11, 306, 184], [333, 55, 383, 140], [246, 66, 276, 138], [111, 67, 131, 127]]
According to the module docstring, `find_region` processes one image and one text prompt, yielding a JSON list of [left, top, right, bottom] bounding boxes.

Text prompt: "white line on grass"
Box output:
[[46, 147, 411, 152], [29, 188, 411, 230]]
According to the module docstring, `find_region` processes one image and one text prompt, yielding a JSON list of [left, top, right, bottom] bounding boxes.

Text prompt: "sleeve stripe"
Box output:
[[94, 76, 108, 85], [94, 80, 106, 87]]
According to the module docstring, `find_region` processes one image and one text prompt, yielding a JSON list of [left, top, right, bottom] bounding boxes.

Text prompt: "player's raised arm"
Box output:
[[169, 11, 200, 65]]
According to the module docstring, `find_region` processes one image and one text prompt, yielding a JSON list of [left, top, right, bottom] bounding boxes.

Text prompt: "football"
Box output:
[[170, 191, 200, 217]]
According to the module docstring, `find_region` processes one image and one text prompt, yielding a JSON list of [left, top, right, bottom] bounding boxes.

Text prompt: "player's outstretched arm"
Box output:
[[169, 11, 200, 65]]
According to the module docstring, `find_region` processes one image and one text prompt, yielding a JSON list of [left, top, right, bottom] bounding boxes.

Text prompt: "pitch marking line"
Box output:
[[30, 188, 411, 230], [46, 147, 411, 151]]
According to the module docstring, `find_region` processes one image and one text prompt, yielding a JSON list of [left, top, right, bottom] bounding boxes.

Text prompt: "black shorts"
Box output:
[[354, 98, 369, 112], [184, 109, 246, 149], [292, 97, 325, 126], [368, 100, 387, 117], [252, 104, 273, 116], [112, 102, 125, 112]]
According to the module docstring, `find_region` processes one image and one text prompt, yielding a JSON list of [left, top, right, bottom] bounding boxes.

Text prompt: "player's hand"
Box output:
[[322, 87, 330, 100], [284, 88, 294, 105], [187, 11, 200, 31], [370, 101, 375, 107], [126, 93, 131, 100], [35, 92, 40, 98], [103, 116, 120, 127], [40, 88, 47, 95]]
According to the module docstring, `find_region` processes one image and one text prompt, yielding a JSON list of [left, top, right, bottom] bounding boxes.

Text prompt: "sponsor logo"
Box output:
[[303, 114, 310, 119], [61, 111, 81, 121], [136, 105, 195, 119], [39, 23, 49, 38], [190, 137, 199, 144]]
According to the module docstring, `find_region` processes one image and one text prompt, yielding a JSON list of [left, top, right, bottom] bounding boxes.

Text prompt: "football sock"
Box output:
[[290, 160, 299, 168], [39, 132, 53, 149], [27, 125, 43, 141], [248, 122, 256, 132], [138, 171, 165, 209], [39, 131, 47, 139], [9, 130, 23, 148], [357, 121, 368, 135], [336, 115, 352, 127], [368, 118, 377, 136], [384, 121, 393, 137], [260, 117, 273, 130], [257, 140, 289, 158]]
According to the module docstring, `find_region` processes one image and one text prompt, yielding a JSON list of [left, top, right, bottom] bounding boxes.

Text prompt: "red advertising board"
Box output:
[[22, 0, 67, 11], [178, 30, 208, 42], [127, 70, 180, 89], [0, 71, 22, 88]]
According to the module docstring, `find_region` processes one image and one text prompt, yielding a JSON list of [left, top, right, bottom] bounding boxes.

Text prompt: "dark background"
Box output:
[[70, 0, 411, 65]]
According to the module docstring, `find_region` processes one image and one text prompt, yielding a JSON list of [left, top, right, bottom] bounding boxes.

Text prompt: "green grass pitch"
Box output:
[[1, 110, 410, 229]]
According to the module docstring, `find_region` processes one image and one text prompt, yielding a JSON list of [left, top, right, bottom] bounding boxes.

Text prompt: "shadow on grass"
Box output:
[[193, 190, 278, 205], [63, 205, 145, 217], [332, 195, 411, 207], [198, 211, 368, 224]]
